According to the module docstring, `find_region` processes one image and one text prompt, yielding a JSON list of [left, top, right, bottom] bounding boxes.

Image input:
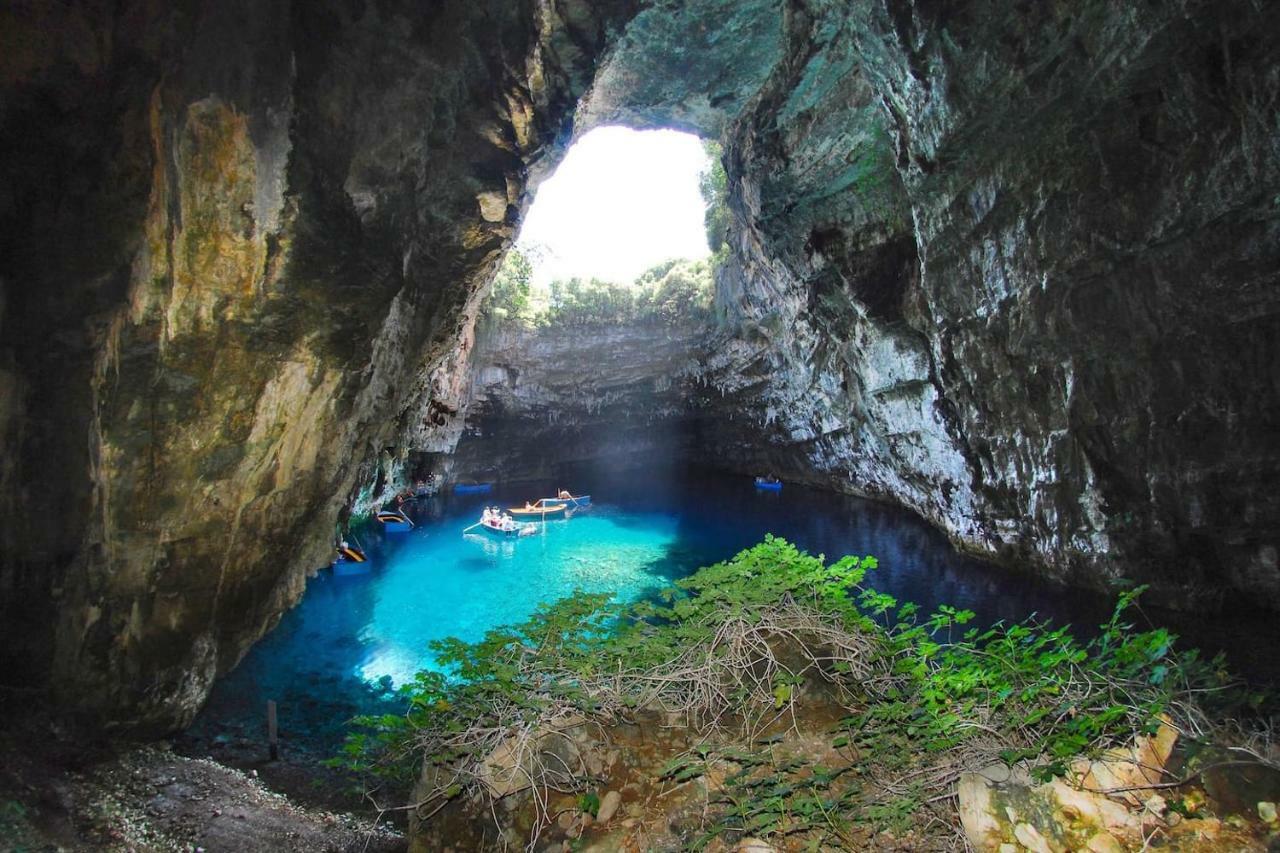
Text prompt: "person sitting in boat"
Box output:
[[558, 489, 571, 499], [525, 501, 533, 510], [482, 507, 493, 524]]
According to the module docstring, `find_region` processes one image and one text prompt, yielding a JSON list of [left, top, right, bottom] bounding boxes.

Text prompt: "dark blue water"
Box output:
[[184, 466, 1277, 761]]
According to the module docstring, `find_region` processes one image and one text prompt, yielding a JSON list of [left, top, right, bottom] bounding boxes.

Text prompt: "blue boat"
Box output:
[[376, 509, 414, 532], [333, 542, 371, 575], [454, 482, 493, 494], [538, 493, 591, 508], [336, 543, 367, 563], [754, 477, 782, 491]]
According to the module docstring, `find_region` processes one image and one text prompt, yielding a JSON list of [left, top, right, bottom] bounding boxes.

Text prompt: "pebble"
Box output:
[[595, 790, 622, 824]]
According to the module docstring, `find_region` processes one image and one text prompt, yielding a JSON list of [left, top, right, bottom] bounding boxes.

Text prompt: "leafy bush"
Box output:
[[334, 537, 1244, 845]]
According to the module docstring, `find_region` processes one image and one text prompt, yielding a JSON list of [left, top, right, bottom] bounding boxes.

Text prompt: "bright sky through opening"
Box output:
[[517, 126, 711, 286]]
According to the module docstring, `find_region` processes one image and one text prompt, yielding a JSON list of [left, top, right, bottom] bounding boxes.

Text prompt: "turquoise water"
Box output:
[[184, 466, 1280, 760], [354, 510, 682, 684]]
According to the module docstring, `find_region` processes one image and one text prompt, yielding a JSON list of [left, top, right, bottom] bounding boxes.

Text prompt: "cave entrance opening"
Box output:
[[523, 124, 715, 285], [452, 125, 728, 483]]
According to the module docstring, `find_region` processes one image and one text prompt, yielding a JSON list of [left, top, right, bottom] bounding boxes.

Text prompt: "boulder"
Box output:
[[959, 720, 1178, 851]]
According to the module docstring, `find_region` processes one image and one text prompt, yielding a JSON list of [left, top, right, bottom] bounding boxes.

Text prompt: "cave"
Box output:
[[2, 0, 1279, 849]]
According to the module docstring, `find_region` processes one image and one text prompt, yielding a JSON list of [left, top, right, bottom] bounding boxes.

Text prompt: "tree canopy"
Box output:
[[482, 250, 714, 328]]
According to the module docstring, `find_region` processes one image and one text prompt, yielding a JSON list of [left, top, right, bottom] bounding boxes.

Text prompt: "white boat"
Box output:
[[472, 516, 537, 538]]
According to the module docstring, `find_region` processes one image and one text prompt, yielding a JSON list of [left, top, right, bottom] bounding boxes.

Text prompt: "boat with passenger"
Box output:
[[336, 541, 367, 562], [754, 475, 782, 491], [472, 506, 536, 538], [537, 489, 591, 508], [334, 540, 371, 576]]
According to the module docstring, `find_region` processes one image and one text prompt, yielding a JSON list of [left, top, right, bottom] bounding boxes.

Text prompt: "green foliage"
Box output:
[[699, 140, 730, 255], [845, 582, 1237, 785], [336, 537, 1241, 845], [484, 247, 535, 323], [327, 590, 623, 783], [577, 791, 600, 817], [489, 258, 715, 328]]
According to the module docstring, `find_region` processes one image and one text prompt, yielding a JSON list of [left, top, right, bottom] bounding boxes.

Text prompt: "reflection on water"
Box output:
[[185, 465, 1278, 759]]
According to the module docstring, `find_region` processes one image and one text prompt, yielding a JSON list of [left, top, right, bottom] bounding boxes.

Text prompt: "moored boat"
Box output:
[[754, 476, 782, 491], [538, 493, 591, 508], [507, 503, 567, 520], [336, 543, 367, 562], [376, 509, 414, 531], [334, 542, 370, 575]]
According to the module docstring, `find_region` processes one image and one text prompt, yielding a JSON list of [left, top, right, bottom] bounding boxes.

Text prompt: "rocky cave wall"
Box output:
[[574, 0, 1280, 608], [0, 0, 636, 732], [708, 0, 1280, 607], [450, 316, 712, 483], [1, 0, 1278, 732]]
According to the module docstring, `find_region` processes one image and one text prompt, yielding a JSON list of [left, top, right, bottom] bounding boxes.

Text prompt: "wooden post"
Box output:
[[267, 700, 279, 761]]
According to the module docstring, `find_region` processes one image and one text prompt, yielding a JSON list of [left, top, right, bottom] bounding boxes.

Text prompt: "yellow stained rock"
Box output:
[[1012, 821, 1053, 853], [1085, 831, 1124, 853]]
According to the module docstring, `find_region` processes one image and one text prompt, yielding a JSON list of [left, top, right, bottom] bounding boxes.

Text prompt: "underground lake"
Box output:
[[183, 465, 1280, 771]]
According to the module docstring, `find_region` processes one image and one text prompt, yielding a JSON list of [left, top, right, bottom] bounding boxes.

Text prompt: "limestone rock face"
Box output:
[[452, 316, 710, 482], [0, 0, 637, 731], [837, 0, 1280, 602], [604, 0, 1280, 607]]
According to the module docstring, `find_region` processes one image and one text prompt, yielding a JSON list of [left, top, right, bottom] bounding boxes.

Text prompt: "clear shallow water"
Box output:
[[186, 465, 1279, 758], [356, 510, 683, 684]]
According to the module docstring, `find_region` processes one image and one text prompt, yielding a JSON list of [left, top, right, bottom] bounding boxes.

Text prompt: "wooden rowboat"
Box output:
[[334, 543, 370, 576], [337, 544, 367, 562], [473, 518, 537, 538], [478, 519, 521, 538], [377, 509, 414, 531], [538, 494, 591, 508], [507, 503, 567, 520]]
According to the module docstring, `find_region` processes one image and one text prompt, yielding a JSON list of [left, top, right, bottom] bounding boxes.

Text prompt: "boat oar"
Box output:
[[462, 521, 483, 534]]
